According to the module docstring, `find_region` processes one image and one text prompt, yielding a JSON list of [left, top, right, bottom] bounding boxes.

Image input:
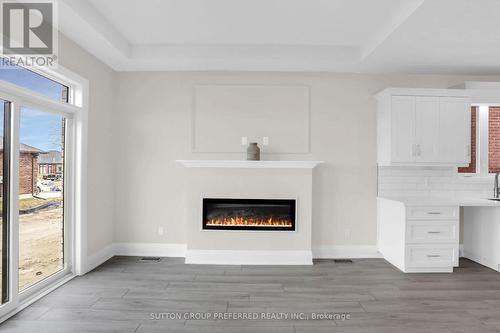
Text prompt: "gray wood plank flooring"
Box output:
[[1, 257, 500, 332]]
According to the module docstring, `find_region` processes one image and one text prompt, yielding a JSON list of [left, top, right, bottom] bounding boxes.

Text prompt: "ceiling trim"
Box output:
[[121, 44, 360, 72], [56, 0, 426, 72], [360, 0, 425, 60], [58, 0, 130, 68]]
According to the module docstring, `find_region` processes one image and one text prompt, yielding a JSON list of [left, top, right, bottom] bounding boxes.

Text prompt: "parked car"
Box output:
[[36, 180, 62, 194], [42, 174, 62, 181]]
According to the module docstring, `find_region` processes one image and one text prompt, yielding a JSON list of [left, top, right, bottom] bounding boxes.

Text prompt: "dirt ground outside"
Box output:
[[0, 206, 63, 291]]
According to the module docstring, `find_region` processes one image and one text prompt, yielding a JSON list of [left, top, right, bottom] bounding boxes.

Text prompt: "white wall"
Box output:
[[58, 34, 116, 257], [114, 72, 500, 250]]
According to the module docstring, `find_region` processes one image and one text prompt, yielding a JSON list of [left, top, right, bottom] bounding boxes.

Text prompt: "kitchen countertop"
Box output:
[[378, 196, 500, 207]]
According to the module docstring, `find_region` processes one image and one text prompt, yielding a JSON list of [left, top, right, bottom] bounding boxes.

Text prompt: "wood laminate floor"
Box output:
[[1, 257, 500, 332]]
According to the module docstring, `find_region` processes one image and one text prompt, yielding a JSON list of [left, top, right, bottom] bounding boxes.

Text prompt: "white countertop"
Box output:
[[378, 196, 500, 207]]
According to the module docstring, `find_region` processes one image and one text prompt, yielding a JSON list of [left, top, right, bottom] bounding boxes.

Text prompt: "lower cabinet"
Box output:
[[378, 198, 459, 273], [405, 244, 459, 272]]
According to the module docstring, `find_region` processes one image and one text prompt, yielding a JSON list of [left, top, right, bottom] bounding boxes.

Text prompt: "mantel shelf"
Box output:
[[176, 160, 324, 169]]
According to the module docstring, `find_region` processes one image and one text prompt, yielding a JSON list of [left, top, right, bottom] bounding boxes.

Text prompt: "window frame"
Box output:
[[460, 104, 500, 180], [0, 63, 88, 320]]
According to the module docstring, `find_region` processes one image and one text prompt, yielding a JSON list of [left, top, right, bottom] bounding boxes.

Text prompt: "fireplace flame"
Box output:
[[206, 217, 292, 227]]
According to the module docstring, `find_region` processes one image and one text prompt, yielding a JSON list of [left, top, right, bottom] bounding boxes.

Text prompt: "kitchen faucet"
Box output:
[[495, 173, 500, 198]]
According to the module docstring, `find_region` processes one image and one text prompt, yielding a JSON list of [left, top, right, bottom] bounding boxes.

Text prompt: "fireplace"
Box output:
[[202, 198, 296, 231]]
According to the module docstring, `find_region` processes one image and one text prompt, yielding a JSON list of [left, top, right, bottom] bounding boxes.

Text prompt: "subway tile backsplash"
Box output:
[[378, 166, 492, 199]]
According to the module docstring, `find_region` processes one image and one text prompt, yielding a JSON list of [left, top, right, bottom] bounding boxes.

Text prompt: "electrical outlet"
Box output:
[[158, 226, 164, 236], [241, 137, 248, 145], [344, 229, 351, 240], [263, 137, 269, 146]]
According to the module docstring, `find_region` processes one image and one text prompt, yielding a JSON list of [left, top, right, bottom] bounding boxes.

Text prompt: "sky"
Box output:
[[0, 62, 65, 152]]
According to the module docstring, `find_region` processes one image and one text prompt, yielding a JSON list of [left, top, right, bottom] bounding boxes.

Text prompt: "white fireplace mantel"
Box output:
[[179, 159, 319, 265], [176, 160, 323, 169]]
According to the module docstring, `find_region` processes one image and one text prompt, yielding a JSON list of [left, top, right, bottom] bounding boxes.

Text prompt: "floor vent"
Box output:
[[333, 259, 353, 264], [139, 257, 161, 262]]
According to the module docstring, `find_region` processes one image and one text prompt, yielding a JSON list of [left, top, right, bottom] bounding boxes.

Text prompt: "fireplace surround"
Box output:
[[202, 198, 296, 231], [178, 160, 322, 265]]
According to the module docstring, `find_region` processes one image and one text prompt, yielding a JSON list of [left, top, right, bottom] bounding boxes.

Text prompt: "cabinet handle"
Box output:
[[415, 144, 422, 157], [427, 254, 441, 258], [427, 212, 442, 215], [427, 231, 441, 234]]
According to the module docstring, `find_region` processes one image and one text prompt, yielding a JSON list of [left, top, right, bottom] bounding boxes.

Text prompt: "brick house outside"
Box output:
[[38, 150, 63, 178], [0, 139, 45, 195]]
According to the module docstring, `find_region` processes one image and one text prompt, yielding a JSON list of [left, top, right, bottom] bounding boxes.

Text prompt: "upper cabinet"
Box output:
[[376, 89, 471, 166]]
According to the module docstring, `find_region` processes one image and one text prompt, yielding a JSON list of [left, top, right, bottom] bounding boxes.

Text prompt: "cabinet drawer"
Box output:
[[406, 220, 459, 244], [406, 244, 458, 268], [407, 206, 458, 220]]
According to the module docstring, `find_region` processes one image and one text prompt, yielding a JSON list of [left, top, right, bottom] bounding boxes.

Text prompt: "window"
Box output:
[[0, 60, 68, 103], [0, 59, 82, 316], [458, 107, 477, 173], [18, 108, 66, 291], [459, 105, 500, 176]]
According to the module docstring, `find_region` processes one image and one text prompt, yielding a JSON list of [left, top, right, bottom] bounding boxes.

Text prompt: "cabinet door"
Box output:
[[391, 96, 416, 162], [415, 96, 440, 163], [439, 97, 471, 164]]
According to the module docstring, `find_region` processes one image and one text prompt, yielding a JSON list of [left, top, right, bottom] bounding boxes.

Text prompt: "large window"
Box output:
[[18, 108, 66, 291], [0, 61, 68, 102], [459, 105, 500, 175], [0, 59, 78, 314]]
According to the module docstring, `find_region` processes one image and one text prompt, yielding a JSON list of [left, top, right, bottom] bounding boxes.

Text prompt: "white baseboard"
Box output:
[[312, 245, 382, 259], [86, 244, 116, 273], [86, 243, 383, 271], [185, 250, 313, 265], [114, 243, 187, 257]]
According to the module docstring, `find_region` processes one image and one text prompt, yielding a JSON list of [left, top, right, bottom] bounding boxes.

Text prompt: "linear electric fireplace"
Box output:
[[202, 198, 296, 231]]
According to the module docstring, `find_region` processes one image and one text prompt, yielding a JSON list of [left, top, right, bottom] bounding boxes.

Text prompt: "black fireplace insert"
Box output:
[[202, 198, 296, 231]]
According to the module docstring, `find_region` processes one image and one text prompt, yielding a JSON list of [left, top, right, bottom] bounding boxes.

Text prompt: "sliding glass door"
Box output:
[[0, 61, 76, 314]]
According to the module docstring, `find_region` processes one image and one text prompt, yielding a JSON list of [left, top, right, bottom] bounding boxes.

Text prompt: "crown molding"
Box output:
[[57, 0, 422, 72]]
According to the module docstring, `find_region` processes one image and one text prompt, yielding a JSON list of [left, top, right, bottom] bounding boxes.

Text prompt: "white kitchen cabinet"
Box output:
[[377, 198, 460, 273], [439, 97, 471, 164], [415, 96, 440, 163], [391, 96, 415, 163], [376, 88, 471, 166]]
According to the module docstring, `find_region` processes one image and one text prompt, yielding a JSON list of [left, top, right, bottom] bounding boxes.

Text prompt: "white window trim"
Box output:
[[0, 63, 88, 322], [27, 64, 89, 276], [460, 104, 498, 182]]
